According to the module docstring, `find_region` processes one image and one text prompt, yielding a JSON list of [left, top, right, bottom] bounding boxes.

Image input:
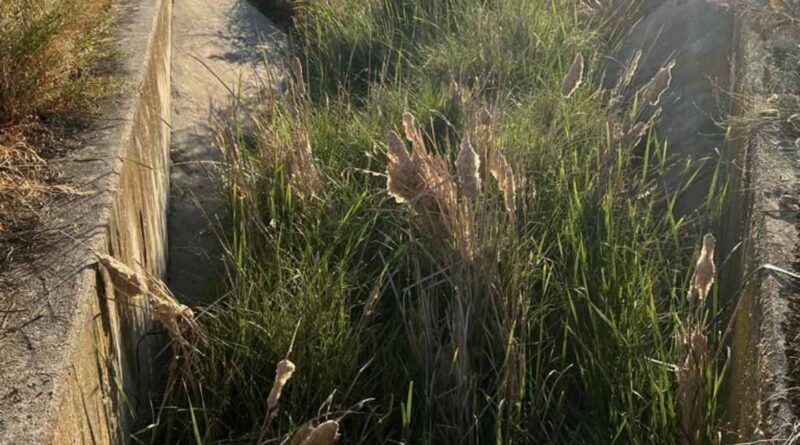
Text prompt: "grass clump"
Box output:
[[0, 0, 112, 258], [149, 0, 727, 443]]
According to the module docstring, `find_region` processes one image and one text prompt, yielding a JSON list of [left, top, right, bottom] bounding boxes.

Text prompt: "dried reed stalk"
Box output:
[[561, 53, 584, 98], [298, 420, 340, 445], [95, 252, 204, 382], [676, 326, 708, 445], [147, 278, 204, 352], [641, 60, 676, 106], [456, 137, 481, 200], [267, 358, 296, 411], [687, 234, 716, 302]]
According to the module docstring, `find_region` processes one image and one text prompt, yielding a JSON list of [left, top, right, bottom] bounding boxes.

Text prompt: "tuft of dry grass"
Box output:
[[96, 251, 205, 393], [0, 0, 112, 265], [676, 326, 709, 445]]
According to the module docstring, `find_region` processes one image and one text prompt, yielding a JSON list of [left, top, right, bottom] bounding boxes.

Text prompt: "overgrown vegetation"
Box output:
[[247, 0, 299, 27], [147, 0, 728, 443], [0, 0, 112, 263]]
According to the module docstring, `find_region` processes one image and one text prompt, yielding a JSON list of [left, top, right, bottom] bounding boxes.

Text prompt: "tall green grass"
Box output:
[[148, 0, 726, 443]]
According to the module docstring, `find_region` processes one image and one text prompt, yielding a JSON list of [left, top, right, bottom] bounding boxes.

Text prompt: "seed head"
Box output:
[[300, 420, 340, 445], [641, 60, 676, 106], [688, 234, 716, 302], [402, 111, 426, 155], [456, 137, 481, 200], [616, 50, 642, 94], [96, 254, 148, 297], [488, 151, 516, 215], [561, 53, 584, 98], [267, 359, 296, 411], [676, 326, 708, 444], [386, 131, 421, 204], [290, 421, 316, 445]]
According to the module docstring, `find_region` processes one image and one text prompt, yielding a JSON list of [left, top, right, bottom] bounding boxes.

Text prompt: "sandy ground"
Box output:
[[169, 0, 283, 301]]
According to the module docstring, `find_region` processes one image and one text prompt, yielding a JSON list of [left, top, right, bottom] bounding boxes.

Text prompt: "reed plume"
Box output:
[[289, 421, 316, 445], [642, 60, 676, 106], [96, 253, 148, 297], [608, 50, 642, 112], [386, 130, 421, 204], [687, 234, 716, 302], [299, 420, 340, 445], [267, 359, 297, 411], [385, 112, 460, 244], [456, 136, 481, 200], [488, 150, 516, 215], [561, 53, 584, 98]]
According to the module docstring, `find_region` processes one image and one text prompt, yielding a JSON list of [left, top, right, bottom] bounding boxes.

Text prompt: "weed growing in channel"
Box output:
[[146, 0, 729, 443]]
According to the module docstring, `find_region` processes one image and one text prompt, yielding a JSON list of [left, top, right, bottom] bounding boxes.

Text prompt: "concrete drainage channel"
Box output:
[[0, 0, 797, 443]]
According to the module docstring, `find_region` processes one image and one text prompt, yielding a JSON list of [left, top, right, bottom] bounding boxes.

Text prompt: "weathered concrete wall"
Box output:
[[722, 4, 800, 442], [0, 0, 171, 443]]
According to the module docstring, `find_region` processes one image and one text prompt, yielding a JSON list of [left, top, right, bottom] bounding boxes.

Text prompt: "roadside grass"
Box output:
[[247, 0, 299, 27], [0, 0, 113, 262], [149, 0, 727, 443]]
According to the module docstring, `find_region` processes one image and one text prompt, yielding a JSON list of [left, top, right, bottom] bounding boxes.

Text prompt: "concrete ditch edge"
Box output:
[[723, 5, 800, 441], [0, 0, 171, 443]]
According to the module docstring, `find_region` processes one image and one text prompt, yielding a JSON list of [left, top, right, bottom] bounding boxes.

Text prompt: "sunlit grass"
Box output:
[[0, 0, 113, 258], [147, 0, 727, 443]]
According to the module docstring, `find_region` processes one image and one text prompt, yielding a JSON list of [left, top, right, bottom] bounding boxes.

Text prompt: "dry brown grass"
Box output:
[[385, 104, 531, 441], [96, 251, 205, 392], [0, 0, 112, 262], [676, 234, 717, 445]]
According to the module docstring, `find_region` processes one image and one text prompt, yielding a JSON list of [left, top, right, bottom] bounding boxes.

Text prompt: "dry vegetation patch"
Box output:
[[0, 0, 112, 267]]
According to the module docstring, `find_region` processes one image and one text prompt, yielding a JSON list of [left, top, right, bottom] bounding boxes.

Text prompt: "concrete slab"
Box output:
[[721, 6, 800, 441], [168, 0, 284, 303]]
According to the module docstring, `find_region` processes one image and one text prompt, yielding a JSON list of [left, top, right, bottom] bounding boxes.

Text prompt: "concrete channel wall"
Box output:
[[0, 0, 171, 443], [722, 4, 800, 442]]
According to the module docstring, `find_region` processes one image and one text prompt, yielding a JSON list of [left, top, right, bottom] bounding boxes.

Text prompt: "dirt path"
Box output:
[[169, 0, 283, 301]]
